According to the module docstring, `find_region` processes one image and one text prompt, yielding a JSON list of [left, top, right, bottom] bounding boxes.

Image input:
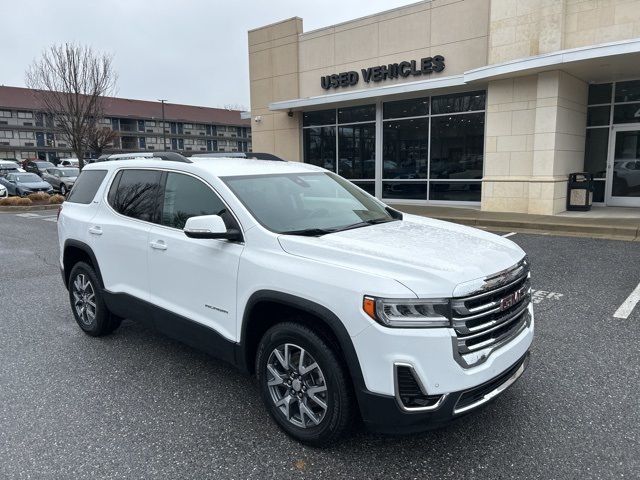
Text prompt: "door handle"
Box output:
[[149, 240, 167, 251], [88, 226, 103, 235]]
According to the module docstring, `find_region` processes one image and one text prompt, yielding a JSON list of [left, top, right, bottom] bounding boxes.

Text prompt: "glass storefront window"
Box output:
[[338, 104, 375, 124], [338, 124, 375, 179], [382, 182, 427, 200], [429, 182, 481, 202], [614, 80, 640, 103], [613, 103, 640, 124], [382, 118, 429, 179], [431, 91, 485, 115], [588, 83, 612, 105], [383, 97, 429, 119], [584, 128, 609, 178], [587, 106, 610, 126], [303, 127, 336, 171], [430, 113, 484, 180], [352, 181, 375, 195], [303, 109, 336, 127]]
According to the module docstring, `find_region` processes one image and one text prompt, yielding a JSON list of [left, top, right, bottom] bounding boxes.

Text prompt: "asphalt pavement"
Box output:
[[0, 212, 638, 479]]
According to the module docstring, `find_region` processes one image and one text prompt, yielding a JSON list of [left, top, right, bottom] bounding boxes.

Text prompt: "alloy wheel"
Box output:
[[72, 274, 97, 326], [266, 343, 328, 428]]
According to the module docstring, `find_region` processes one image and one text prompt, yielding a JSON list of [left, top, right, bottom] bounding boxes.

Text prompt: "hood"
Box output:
[[20, 181, 52, 189], [278, 214, 525, 298]]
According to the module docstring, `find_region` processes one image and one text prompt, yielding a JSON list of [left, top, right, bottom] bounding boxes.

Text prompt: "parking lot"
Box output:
[[0, 211, 638, 479]]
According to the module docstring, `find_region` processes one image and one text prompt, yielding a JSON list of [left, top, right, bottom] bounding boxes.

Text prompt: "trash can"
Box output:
[[566, 172, 594, 211]]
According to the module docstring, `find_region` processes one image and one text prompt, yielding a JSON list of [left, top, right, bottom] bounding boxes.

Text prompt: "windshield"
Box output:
[[59, 168, 79, 177], [36, 162, 54, 168], [14, 174, 42, 182], [223, 172, 395, 234]]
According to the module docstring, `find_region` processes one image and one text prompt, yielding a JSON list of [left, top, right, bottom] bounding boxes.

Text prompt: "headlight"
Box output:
[[363, 296, 450, 328]]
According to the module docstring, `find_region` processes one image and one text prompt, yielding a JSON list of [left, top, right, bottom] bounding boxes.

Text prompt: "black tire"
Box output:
[[60, 184, 67, 196], [68, 262, 121, 336], [255, 321, 354, 446]]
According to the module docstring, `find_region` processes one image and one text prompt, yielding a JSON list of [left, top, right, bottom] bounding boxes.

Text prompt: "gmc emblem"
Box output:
[[500, 288, 525, 311]]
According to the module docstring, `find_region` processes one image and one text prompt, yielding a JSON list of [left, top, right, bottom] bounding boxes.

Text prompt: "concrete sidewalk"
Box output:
[[392, 204, 640, 241]]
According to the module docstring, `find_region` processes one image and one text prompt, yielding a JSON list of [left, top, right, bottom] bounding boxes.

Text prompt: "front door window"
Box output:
[[608, 128, 640, 207]]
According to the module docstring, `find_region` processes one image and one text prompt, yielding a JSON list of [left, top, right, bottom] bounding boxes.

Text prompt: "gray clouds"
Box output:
[[1, 0, 415, 108]]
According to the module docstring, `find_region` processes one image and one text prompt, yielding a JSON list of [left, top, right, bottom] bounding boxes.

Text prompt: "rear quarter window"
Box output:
[[66, 170, 108, 204]]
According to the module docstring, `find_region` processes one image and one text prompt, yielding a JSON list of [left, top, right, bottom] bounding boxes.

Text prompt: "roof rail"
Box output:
[[97, 152, 192, 163], [190, 152, 285, 161]]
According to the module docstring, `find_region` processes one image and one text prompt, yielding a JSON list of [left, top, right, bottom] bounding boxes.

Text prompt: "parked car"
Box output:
[[42, 167, 79, 196], [0, 160, 25, 176], [0, 172, 54, 196], [58, 152, 533, 446], [60, 158, 80, 168], [0, 183, 7, 198], [23, 160, 55, 177]]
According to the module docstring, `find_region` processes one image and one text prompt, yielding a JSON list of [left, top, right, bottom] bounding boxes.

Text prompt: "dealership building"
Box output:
[[248, 0, 640, 214]]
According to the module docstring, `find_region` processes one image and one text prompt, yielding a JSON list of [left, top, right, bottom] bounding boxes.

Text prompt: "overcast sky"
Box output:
[[1, 0, 416, 110]]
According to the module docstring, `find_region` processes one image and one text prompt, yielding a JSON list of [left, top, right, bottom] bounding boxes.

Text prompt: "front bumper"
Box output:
[[358, 351, 530, 434]]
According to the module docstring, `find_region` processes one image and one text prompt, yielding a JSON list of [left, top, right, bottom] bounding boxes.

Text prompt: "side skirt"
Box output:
[[102, 290, 242, 368]]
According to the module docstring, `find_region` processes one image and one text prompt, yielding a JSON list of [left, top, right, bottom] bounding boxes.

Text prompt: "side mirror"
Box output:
[[183, 214, 242, 241]]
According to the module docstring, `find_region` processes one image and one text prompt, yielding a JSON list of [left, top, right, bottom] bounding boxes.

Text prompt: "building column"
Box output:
[[482, 70, 587, 215], [248, 18, 303, 161]]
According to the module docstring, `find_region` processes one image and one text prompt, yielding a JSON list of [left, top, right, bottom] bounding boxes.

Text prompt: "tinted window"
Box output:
[[430, 113, 484, 179], [67, 170, 108, 204], [161, 172, 226, 230], [338, 124, 375, 179], [337, 104, 375, 124], [587, 106, 610, 126], [303, 127, 336, 171], [615, 80, 640, 103], [303, 110, 335, 127], [431, 91, 485, 114], [588, 83, 612, 105], [383, 97, 429, 119], [108, 169, 161, 221]]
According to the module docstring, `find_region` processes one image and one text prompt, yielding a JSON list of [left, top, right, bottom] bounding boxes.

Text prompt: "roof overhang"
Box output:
[[269, 38, 640, 112]]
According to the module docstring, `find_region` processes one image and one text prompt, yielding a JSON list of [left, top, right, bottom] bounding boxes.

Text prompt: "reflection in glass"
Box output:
[[303, 109, 335, 127], [431, 91, 485, 115], [383, 97, 429, 119], [593, 179, 605, 203], [584, 128, 609, 178], [613, 103, 640, 124], [612, 130, 640, 197], [615, 80, 640, 103], [352, 181, 375, 196], [429, 182, 481, 201], [430, 113, 484, 180], [382, 181, 427, 199], [108, 169, 161, 222], [382, 118, 429, 179], [303, 127, 336, 172], [338, 124, 375, 179], [338, 104, 375, 124]]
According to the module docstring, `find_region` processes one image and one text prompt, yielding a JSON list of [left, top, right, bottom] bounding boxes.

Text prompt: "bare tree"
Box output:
[[87, 125, 119, 157], [25, 43, 117, 168]]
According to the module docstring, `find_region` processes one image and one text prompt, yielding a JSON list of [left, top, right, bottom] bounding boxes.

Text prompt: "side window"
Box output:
[[66, 170, 108, 204], [108, 169, 162, 222], [161, 172, 226, 230]]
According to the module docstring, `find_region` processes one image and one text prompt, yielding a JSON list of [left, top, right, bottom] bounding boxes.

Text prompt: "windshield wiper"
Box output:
[[280, 228, 336, 236], [334, 217, 398, 232]]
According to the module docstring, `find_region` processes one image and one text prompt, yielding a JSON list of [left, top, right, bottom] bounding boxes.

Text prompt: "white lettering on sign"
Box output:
[[530, 289, 564, 304]]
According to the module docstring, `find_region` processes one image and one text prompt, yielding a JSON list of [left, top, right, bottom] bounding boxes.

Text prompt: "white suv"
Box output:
[[57, 153, 533, 445]]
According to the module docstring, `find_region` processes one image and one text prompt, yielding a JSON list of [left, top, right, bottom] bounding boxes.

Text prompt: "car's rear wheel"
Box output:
[[256, 322, 354, 446], [68, 262, 121, 336]]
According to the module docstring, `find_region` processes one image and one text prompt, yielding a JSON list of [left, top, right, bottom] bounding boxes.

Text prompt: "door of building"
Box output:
[[606, 125, 640, 207]]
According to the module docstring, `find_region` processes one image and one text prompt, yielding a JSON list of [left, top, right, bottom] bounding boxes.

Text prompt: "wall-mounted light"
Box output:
[[287, 110, 294, 118], [254, 115, 262, 123]]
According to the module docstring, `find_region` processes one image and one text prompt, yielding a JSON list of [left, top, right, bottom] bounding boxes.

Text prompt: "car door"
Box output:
[[42, 169, 56, 188], [89, 168, 162, 302], [147, 171, 244, 342]]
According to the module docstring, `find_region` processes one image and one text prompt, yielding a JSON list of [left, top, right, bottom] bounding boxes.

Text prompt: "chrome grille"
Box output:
[[451, 258, 531, 368]]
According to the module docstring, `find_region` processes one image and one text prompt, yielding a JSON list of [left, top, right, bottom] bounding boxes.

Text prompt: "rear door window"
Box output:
[[66, 170, 108, 204], [108, 169, 162, 222]]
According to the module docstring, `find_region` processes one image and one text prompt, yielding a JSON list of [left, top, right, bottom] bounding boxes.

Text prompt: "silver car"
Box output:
[[41, 167, 79, 196]]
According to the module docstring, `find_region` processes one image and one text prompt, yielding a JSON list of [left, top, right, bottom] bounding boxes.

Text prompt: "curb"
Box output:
[[0, 204, 61, 213], [424, 214, 640, 241]]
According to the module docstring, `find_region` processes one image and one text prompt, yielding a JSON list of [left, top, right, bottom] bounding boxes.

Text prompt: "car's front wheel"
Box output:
[[60, 184, 67, 196], [255, 322, 354, 446], [68, 262, 121, 336]]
